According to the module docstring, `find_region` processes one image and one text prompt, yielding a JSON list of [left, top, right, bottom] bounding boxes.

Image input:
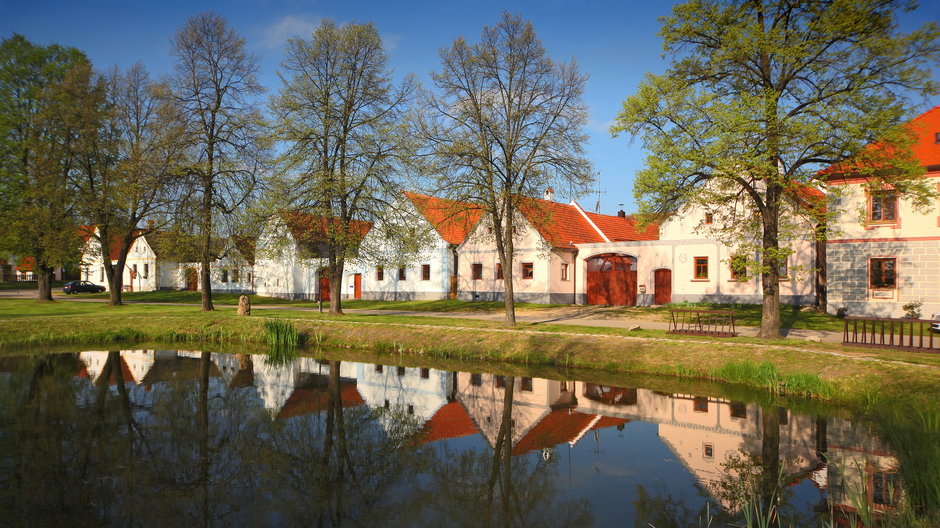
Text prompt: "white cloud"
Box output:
[[262, 14, 321, 49], [383, 33, 403, 52]]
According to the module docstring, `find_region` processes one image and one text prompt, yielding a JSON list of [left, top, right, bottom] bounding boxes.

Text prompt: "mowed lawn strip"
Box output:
[[0, 299, 936, 406]]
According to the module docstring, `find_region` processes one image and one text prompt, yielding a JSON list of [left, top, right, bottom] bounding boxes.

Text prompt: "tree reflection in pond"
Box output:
[[0, 350, 932, 526]]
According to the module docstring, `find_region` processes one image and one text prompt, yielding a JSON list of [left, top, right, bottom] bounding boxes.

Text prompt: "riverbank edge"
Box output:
[[3, 308, 939, 413]]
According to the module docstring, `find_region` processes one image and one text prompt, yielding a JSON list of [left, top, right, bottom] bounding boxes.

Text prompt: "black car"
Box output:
[[63, 280, 106, 294]]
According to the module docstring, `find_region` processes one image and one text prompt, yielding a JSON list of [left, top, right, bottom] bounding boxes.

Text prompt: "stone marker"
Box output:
[[629, 325, 641, 331], [237, 295, 251, 316], [806, 336, 821, 343]]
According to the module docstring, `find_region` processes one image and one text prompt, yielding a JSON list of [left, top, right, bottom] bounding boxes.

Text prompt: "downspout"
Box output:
[[572, 249, 578, 305], [450, 244, 458, 300]]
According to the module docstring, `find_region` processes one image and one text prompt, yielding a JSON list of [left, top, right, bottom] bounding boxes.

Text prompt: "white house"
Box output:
[[825, 106, 940, 318], [254, 211, 373, 300], [359, 192, 483, 301], [80, 228, 164, 292]]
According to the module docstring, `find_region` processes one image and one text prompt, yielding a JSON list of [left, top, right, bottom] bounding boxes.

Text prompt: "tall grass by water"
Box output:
[[710, 360, 833, 398], [263, 319, 303, 366]]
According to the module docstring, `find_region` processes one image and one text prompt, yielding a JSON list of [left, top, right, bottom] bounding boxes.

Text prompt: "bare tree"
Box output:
[[71, 64, 187, 306], [426, 12, 592, 325], [167, 12, 265, 311], [270, 20, 416, 314]]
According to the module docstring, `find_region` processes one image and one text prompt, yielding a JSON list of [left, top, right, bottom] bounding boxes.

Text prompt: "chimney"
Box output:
[[543, 187, 555, 202], [617, 203, 625, 218]]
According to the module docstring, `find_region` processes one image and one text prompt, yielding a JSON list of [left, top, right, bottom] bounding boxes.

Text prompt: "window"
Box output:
[[397, 366, 406, 377], [231, 267, 238, 283], [384, 399, 390, 409], [693, 396, 709, 413], [704, 212, 714, 224], [100, 267, 104, 281], [221, 269, 228, 283], [420, 368, 430, 379], [398, 267, 406, 280], [495, 263, 503, 280], [407, 404, 414, 415], [132, 264, 138, 278], [471, 263, 483, 280], [495, 375, 506, 388], [729, 255, 747, 281], [521, 377, 533, 392], [376, 267, 384, 281], [560, 263, 569, 281], [247, 272, 253, 285], [421, 264, 431, 281], [777, 258, 788, 280], [521, 262, 534, 279], [470, 373, 482, 386], [872, 472, 899, 506], [143, 263, 149, 279], [870, 191, 898, 223], [374, 364, 383, 373], [870, 258, 897, 289], [703, 443, 714, 459], [778, 407, 789, 425], [694, 257, 709, 280], [730, 401, 747, 419]]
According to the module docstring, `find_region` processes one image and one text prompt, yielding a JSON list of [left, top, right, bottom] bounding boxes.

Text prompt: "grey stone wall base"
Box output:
[[361, 291, 451, 301], [669, 293, 813, 306]]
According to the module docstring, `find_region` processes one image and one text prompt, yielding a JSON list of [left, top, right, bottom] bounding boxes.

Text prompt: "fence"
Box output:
[[668, 309, 737, 337], [843, 316, 940, 352]]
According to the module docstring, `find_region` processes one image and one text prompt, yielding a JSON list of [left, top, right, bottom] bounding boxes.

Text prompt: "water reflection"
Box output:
[[0, 350, 910, 526]]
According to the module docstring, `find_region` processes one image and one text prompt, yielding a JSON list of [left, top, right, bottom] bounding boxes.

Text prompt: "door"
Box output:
[[319, 276, 331, 302], [654, 269, 672, 305], [586, 254, 637, 306], [185, 268, 198, 291], [353, 273, 362, 299]]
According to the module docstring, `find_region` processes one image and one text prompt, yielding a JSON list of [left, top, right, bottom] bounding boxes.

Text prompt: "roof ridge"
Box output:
[[570, 201, 611, 243]]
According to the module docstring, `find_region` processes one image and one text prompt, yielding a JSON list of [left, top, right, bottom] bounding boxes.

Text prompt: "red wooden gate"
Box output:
[[586, 254, 637, 306], [653, 269, 672, 305]]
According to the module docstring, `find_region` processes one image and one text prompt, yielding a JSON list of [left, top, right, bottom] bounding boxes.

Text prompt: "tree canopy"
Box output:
[[612, 0, 940, 338]]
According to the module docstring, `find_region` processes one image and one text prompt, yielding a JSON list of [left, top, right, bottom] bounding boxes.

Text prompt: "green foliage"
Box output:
[[612, 0, 940, 337], [711, 360, 833, 399], [903, 298, 925, 319]]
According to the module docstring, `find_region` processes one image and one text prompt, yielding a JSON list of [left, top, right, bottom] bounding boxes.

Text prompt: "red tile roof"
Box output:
[[585, 211, 660, 242], [79, 226, 150, 261], [418, 400, 479, 443], [512, 410, 628, 455], [280, 211, 373, 247], [15, 256, 35, 271], [403, 192, 484, 246], [516, 197, 607, 247], [276, 383, 365, 420]]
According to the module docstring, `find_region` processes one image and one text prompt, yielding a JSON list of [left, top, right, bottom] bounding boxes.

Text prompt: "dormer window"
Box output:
[[935, 131, 940, 143]]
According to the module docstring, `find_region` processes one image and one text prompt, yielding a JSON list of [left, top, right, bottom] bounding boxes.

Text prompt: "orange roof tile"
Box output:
[[419, 400, 478, 443], [516, 197, 606, 247], [276, 383, 365, 420], [403, 192, 484, 245], [909, 106, 940, 167], [585, 211, 660, 242], [511, 410, 628, 455], [280, 211, 373, 248]]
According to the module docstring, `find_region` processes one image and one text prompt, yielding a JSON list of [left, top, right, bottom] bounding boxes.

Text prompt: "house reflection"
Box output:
[[73, 350, 900, 519]]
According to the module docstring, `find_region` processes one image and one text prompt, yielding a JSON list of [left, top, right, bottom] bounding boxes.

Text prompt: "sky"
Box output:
[[3, 0, 939, 214]]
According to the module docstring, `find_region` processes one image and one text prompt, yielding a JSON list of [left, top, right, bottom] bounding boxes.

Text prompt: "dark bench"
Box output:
[[668, 309, 737, 337]]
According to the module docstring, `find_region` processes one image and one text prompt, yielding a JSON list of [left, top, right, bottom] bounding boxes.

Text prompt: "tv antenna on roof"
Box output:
[[594, 179, 606, 213]]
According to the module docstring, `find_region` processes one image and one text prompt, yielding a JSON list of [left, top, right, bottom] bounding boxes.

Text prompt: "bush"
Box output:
[[903, 298, 924, 319]]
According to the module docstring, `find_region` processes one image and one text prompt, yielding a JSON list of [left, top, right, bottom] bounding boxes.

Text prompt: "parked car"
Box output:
[[932, 313, 940, 334], [63, 280, 106, 294]]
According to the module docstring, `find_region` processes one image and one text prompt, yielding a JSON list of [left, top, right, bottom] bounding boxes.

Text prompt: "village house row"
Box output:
[[72, 107, 940, 319]]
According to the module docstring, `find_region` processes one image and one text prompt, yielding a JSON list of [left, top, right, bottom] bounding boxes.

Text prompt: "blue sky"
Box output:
[[3, 0, 938, 213]]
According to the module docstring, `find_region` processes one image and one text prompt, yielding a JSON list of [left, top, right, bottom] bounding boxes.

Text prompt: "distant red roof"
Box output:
[[585, 211, 659, 242], [280, 211, 373, 248], [79, 226, 149, 261], [419, 401, 478, 443], [403, 192, 483, 245], [15, 256, 34, 271], [276, 383, 365, 420], [512, 410, 629, 455]]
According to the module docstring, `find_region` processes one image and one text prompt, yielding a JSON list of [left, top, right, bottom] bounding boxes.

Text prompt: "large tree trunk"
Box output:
[[35, 264, 54, 302], [200, 179, 214, 312], [496, 208, 516, 326], [758, 185, 782, 339], [760, 405, 781, 523], [815, 222, 827, 313], [329, 255, 344, 315]]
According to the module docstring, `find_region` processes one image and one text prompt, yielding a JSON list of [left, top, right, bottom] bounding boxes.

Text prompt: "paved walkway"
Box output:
[[0, 289, 843, 344]]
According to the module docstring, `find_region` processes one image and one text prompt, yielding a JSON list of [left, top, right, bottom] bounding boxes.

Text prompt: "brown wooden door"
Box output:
[[319, 276, 331, 301], [353, 274, 362, 299], [586, 255, 637, 306], [653, 269, 672, 305], [186, 268, 198, 291]]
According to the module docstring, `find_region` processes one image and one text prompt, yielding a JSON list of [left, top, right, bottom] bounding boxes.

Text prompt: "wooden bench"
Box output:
[[668, 309, 737, 337]]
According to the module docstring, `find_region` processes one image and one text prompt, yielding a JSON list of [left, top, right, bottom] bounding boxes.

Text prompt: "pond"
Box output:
[[0, 348, 923, 527]]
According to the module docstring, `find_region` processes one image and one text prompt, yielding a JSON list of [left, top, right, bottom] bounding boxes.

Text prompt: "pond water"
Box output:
[[0, 349, 911, 527]]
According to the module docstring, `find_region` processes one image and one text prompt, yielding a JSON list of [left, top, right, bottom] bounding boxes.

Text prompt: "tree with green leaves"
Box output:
[[0, 35, 90, 301], [426, 12, 592, 326], [269, 20, 416, 315], [167, 12, 266, 311], [612, 0, 939, 338], [69, 64, 187, 306]]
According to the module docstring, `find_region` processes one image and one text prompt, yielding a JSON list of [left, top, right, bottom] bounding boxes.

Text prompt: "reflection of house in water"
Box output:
[[455, 373, 628, 455], [341, 363, 455, 430], [825, 419, 901, 519]]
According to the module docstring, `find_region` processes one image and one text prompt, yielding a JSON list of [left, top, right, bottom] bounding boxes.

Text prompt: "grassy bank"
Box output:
[[0, 298, 937, 408]]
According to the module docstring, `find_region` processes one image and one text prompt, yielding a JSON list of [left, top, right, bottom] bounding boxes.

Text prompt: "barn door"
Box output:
[[653, 269, 672, 305], [586, 254, 637, 306]]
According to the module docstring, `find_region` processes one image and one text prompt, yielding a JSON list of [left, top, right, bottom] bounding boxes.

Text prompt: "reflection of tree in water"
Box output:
[[250, 360, 431, 526], [416, 376, 593, 528]]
